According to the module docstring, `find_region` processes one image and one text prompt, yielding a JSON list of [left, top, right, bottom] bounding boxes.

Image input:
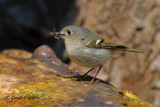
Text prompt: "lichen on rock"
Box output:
[[0, 45, 153, 107]]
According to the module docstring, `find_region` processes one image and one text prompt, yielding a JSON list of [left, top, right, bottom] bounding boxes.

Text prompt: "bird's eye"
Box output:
[[67, 30, 72, 35]]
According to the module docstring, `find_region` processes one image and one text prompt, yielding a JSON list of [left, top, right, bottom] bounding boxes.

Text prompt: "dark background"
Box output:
[[0, 0, 78, 63]]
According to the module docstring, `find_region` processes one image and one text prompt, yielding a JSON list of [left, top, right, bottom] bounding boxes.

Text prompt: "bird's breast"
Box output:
[[66, 45, 111, 67]]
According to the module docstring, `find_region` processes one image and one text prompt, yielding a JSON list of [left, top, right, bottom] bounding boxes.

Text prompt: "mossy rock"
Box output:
[[0, 45, 153, 107]]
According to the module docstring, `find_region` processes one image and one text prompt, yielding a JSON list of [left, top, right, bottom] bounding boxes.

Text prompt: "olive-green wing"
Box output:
[[85, 39, 143, 53]]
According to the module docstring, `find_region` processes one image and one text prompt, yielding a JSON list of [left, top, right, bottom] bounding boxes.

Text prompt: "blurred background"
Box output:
[[0, 0, 160, 106]]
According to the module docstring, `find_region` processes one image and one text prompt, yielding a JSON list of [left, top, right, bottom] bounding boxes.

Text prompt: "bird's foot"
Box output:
[[74, 75, 99, 83], [85, 79, 99, 84]]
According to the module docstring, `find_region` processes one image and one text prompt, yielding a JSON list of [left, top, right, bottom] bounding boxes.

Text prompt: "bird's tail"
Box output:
[[125, 48, 144, 53]]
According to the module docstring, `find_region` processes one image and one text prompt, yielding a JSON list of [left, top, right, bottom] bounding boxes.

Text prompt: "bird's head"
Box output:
[[51, 25, 94, 41]]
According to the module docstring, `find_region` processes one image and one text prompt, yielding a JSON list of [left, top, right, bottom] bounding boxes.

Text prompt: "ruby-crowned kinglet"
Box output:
[[50, 25, 143, 83]]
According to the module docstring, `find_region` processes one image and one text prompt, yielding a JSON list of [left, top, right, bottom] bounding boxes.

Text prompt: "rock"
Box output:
[[0, 45, 153, 107]]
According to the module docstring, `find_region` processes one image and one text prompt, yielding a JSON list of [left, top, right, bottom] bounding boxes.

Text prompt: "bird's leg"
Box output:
[[81, 68, 94, 78], [76, 68, 94, 81], [90, 65, 102, 83]]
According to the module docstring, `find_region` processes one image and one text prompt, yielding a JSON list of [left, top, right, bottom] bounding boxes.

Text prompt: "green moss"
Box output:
[[0, 48, 154, 106]]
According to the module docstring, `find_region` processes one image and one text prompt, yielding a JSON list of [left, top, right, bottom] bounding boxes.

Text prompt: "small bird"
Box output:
[[50, 25, 143, 83]]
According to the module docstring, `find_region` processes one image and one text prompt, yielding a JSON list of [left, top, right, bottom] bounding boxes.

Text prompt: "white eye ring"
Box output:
[[66, 30, 72, 35]]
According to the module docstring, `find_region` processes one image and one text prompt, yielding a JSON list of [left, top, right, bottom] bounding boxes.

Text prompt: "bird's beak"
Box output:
[[50, 32, 65, 39]]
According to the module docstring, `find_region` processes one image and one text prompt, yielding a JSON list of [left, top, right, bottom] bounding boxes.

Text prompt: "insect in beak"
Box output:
[[50, 28, 65, 39]]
